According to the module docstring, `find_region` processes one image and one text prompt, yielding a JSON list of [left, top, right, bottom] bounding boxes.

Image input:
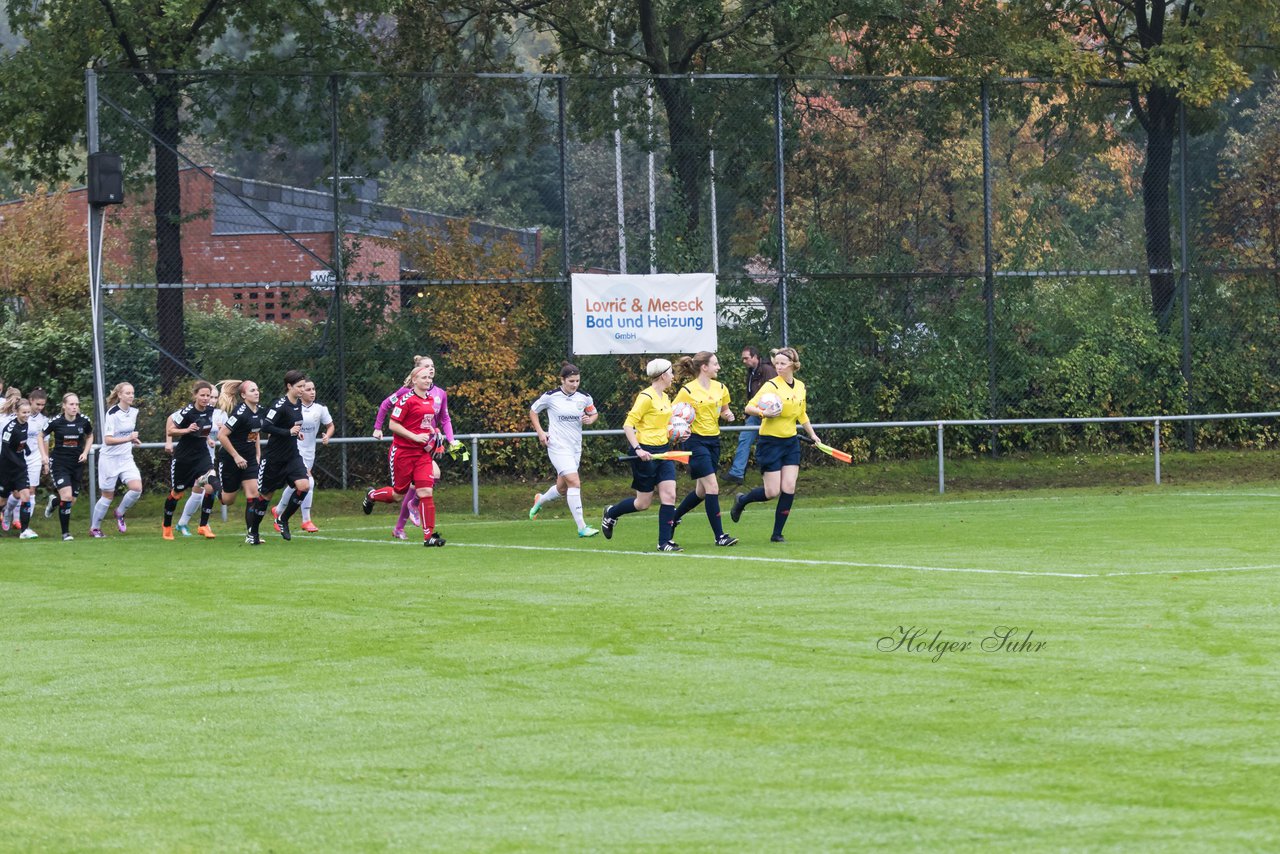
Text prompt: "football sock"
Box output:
[[275, 486, 294, 518], [244, 501, 256, 532], [280, 490, 304, 523], [773, 492, 795, 538], [539, 485, 562, 505], [18, 503, 31, 530], [91, 497, 111, 530], [301, 477, 315, 522], [674, 490, 703, 522], [370, 486, 396, 504], [120, 489, 142, 514], [566, 487, 585, 530], [59, 500, 72, 535], [179, 491, 202, 526], [658, 503, 676, 545], [742, 486, 768, 507], [248, 498, 268, 537], [606, 498, 638, 519], [704, 494, 726, 537], [419, 496, 436, 537], [396, 497, 413, 530], [163, 493, 181, 527], [200, 491, 215, 526]]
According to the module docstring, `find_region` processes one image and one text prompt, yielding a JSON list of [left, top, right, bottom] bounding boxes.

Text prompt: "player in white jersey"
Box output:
[[273, 379, 333, 532], [89, 383, 145, 537], [528, 363, 599, 537]]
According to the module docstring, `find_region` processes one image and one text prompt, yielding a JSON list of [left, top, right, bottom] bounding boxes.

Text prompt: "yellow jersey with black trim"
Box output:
[[749, 377, 808, 438], [624, 387, 673, 446], [674, 380, 730, 437]]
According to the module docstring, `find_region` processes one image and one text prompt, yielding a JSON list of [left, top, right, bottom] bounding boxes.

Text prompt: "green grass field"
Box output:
[[4, 478, 1279, 850]]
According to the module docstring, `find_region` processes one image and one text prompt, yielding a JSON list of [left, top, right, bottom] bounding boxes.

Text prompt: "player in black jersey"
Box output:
[[215, 379, 266, 544], [162, 380, 217, 540], [0, 398, 42, 539], [42, 392, 93, 541], [250, 370, 311, 543]]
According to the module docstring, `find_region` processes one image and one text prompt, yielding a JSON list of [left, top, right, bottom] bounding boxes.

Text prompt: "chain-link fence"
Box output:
[[37, 70, 1280, 490]]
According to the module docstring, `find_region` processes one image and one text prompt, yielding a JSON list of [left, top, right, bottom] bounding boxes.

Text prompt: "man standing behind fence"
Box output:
[[725, 346, 777, 485]]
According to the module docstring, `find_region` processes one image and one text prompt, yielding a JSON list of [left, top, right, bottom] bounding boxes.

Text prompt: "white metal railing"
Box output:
[[88, 411, 1280, 515]]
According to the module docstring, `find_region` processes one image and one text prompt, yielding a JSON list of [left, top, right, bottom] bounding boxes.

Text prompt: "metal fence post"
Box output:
[[85, 68, 105, 511], [558, 76, 572, 360], [1178, 103, 1194, 452], [329, 74, 350, 490], [981, 79, 998, 458], [471, 437, 480, 515], [774, 76, 789, 347], [1154, 418, 1162, 484], [937, 422, 946, 494]]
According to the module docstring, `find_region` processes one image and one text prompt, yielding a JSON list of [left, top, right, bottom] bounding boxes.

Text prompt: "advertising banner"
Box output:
[[571, 273, 717, 355]]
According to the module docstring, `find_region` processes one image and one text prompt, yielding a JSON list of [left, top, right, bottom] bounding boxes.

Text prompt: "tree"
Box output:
[[819, 0, 1277, 330], [0, 0, 391, 389], [389, 218, 551, 437], [0, 184, 86, 313], [1002, 0, 1275, 330], [464, 0, 841, 241]]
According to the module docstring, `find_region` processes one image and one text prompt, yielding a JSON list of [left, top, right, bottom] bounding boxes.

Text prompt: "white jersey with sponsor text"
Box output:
[[530, 389, 595, 453], [298, 402, 333, 466]]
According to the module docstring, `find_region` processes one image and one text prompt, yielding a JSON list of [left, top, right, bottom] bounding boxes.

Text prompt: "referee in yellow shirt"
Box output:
[[601, 358, 683, 552], [730, 347, 823, 543], [670, 351, 738, 546]]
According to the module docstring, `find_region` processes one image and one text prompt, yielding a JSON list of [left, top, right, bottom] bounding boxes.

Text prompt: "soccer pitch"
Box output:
[[4, 487, 1278, 850]]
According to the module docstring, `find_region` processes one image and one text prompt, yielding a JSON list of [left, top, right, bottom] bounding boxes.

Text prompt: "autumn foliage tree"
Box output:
[[388, 218, 551, 458], [0, 184, 86, 313]]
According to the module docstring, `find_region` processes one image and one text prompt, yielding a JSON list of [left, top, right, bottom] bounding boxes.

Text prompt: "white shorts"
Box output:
[[25, 454, 43, 491], [301, 452, 316, 472], [547, 446, 581, 478], [98, 455, 142, 492]]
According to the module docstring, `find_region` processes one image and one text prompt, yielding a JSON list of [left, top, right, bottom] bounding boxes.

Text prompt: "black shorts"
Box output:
[[51, 458, 82, 496], [756, 435, 802, 473], [0, 463, 30, 496], [258, 453, 309, 495], [216, 451, 256, 493], [630, 442, 677, 493], [684, 434, 721, 480], [170, 454, 211, 493]]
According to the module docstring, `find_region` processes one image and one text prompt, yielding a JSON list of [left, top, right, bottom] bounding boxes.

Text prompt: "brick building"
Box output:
[[3, 167, 542, 322]]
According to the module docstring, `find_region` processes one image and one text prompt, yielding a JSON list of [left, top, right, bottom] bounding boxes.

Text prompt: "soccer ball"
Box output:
[[671, 402, 696, 424], [667, 416, 691, 443], [757, 392, 783, 417]]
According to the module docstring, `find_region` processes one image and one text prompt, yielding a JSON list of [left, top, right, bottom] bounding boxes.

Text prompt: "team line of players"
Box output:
[[0, 371, 339, 544], [0, 348, 819, 549]]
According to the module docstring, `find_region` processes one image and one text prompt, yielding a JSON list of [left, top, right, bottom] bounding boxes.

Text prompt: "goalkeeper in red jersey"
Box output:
[[363, 364, 445, 546]]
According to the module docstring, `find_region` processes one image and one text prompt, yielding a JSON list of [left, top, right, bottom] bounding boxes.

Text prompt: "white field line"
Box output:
[[304, 535, 1274, 581], [328, 490, 1280, 578]]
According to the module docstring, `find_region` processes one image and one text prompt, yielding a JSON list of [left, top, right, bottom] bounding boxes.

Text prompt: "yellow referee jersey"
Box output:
[[674, 380, 730, 437], [624, 387, 674, 446], [748, 377, 808, 438]]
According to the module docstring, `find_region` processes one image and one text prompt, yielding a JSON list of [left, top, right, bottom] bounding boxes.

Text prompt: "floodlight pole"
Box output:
[[981, 80, 998, 457], [1178, 103, 1194, 452], [85, 68, 108, 509], [330, 74, 349, 489], [774, 77, 789, 347]]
